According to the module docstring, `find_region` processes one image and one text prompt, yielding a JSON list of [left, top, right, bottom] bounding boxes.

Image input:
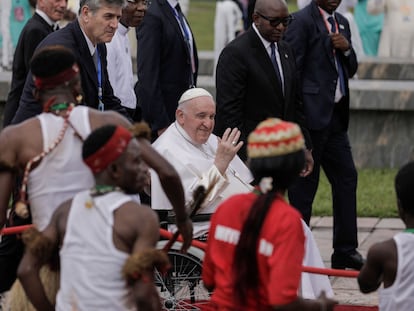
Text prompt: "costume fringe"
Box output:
[[129, 122, 151, 141], [1, 266, 59, 311], [123, 249, 170, 285], [22, 227, 54, 264]]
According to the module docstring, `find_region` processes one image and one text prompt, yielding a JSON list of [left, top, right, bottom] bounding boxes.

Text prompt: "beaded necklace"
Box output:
[[15, 103, 75, 218], [85, 185, 122, 208], [49, 102, 71, 112], [90, 185, 122, 196]]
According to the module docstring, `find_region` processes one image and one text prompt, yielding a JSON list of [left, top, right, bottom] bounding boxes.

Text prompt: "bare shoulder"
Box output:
[[367, 238, 396, 262], [113, 201, 160, 249], [88, 109, 130, 130], [371, 238, 395, 252], [39, 198, 73, 248], [120, 202, 159, 225], [0, 119, 41, 166], [53, 199, 72, 223]]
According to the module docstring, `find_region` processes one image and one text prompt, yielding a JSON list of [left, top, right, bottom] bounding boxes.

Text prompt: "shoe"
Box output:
[[331, 251, 365, 270]]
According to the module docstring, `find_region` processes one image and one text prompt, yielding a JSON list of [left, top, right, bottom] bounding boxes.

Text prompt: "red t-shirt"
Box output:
[[202, 192, 305, 310]]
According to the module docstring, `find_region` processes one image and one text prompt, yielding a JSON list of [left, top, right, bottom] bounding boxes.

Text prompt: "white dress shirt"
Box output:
[[252, 23, 285, 90], [106, 23, 137, 109]]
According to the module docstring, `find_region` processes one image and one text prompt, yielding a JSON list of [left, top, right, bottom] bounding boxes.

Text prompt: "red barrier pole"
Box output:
[[2, 225, 360, 278], [1, 224, 33, 235], [302, 266, 359, 278], [159, 228, 207, 250]]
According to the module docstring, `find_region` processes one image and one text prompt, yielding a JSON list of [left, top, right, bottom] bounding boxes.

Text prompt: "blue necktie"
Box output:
[[175, 4, 189, 42], [270, 42, 284, 95], [175, 3, 195, 87], [328, 16, 346, 96]]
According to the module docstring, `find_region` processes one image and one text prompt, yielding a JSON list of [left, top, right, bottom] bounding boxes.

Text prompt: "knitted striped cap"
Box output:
[[247, 118, 304, 158]]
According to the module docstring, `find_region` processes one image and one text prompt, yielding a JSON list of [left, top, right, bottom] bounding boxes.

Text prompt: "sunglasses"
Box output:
[[256, 12, 294, 27]]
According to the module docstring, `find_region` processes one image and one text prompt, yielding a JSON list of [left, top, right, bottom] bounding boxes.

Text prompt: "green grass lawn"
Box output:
[[313, 169, 399, 218]]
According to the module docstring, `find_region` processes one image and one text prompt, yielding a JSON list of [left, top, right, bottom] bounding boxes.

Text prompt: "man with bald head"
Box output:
[[214, 0, 313, 175]]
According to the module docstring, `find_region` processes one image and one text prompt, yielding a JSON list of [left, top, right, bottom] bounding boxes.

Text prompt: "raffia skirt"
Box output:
[[1, 265, 59, 311]]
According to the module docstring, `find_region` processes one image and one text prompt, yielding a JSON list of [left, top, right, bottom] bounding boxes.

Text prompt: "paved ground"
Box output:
[[310, 216, 404, 306]]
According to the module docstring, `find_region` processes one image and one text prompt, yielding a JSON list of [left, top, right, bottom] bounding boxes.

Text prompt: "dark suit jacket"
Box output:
[[3, 13, 53, 127], [215, 27, 311, 161], [12, 19, 127, 124], [136, 0, 198, 132], [283, 1, 358, 131]]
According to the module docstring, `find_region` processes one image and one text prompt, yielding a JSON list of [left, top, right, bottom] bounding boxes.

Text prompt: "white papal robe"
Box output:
[[151, 122, 333, 299], [151, 122, 253, 238]]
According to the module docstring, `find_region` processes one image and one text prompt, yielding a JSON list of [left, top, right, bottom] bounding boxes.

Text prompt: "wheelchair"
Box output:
[[155, 211, 211, 311]]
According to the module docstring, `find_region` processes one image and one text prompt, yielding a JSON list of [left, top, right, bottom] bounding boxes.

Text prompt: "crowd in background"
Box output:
[[1, 0, 414, 310], [2, 0, 414, 72]]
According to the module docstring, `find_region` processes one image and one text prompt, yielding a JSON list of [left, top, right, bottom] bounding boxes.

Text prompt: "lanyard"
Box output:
[[96, 48, 104, 111]]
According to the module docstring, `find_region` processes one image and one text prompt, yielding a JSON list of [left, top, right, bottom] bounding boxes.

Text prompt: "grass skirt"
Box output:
[[1, 266, 59, 311]]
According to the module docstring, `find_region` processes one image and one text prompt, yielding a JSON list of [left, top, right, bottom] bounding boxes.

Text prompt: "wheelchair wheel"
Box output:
[[155, 241, 210, 310]]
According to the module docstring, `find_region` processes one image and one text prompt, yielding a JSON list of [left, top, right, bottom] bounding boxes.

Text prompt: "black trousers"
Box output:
[[288, 108, 358, 254]]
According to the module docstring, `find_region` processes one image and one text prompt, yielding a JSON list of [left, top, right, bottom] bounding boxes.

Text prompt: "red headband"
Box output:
[[33, 64, 79, 90], [84, 126, 133, 174]]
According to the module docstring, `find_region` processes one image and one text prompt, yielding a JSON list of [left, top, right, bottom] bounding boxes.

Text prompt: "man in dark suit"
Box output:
[[136, 0, 198, 138], [3, 0, 67, 127], [284, 0, 364, 270], [214, 0, 313, 175], [12, 0, 129, 125]]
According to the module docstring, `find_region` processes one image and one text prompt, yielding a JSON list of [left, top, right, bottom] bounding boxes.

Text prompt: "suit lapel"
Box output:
[[161, 0, 192, 61], [249, 29, 284, 98], [33, 13, 53, 32], [72, 20, 98, 87]]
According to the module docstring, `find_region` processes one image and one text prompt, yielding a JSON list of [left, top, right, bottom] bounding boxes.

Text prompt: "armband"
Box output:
[[0, 160, 18, 174], [122, 249, 171, 285], [22, 227, 55, 265], [129, 122, 151, 141]]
